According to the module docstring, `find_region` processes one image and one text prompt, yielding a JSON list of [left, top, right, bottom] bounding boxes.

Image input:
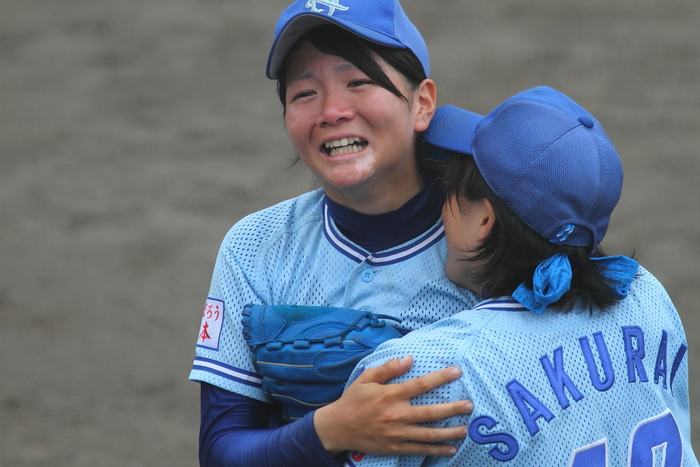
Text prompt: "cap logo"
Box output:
[[304, 0, 349, 16], [552, 224, 576, 245]]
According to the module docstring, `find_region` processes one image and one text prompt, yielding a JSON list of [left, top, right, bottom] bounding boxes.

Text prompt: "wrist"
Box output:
[[313, 404, 345, 456]]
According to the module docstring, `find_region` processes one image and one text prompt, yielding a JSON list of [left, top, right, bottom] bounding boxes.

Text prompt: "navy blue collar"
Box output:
[[324, 181, 445, 252]]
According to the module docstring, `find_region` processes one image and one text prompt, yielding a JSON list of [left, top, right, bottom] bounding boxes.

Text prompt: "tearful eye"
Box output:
[[292, 90, 315, 101], [348, 80, 372, 88]]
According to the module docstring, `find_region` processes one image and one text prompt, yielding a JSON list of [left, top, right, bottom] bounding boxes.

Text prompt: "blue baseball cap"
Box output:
[[266, 0, 430, 79], [426, 86, 623, 248]]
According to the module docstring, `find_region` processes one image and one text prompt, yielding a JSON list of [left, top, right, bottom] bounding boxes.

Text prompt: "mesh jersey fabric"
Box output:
[[189, 188, 479, 402], [343, 266, 698, 467]]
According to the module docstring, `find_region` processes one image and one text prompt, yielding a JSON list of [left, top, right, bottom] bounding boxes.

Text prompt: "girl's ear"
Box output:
[[413, 78, 437, 133], [476, 198, 496, 242]]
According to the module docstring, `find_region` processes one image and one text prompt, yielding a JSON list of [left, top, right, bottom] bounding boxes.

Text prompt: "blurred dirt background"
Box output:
[[1, 0, 698, 465]]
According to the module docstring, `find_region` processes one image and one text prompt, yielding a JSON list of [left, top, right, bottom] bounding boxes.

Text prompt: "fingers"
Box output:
[[357, 355, 414, 384], [358, 357, 464, 396], [370, 425, 468, 457], [386, 440, 460, 457], [317, 358, 473, 456], [393, 366, 463, 399], [404, 400, 474, 425], [403, 424, 468, 445]]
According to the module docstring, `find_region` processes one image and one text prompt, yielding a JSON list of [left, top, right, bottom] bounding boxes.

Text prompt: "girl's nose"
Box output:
[[318, 92, 355, 127]]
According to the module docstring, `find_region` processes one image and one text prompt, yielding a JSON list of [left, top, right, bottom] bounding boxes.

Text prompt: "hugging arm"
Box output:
[[200, 358, 471, 466], [315, 356, 471, 457]]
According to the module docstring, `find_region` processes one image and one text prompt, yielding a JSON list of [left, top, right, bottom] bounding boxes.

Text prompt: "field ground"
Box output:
[[1, 0, 699, 465]]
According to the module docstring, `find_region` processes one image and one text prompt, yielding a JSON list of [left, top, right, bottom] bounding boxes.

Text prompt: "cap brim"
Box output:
[[424, 105, 484, 155], [266, 14, 407, 79]]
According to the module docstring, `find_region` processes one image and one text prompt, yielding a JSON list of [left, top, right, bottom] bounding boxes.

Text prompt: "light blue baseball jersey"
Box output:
[[344, 266, 698, 466], [189, 189, 479, 402]]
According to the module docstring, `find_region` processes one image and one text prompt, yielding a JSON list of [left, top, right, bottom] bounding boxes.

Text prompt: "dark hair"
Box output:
[[276, 25, 426, 107], [442, 153, 627, 313], [277, 25, 443, 179]]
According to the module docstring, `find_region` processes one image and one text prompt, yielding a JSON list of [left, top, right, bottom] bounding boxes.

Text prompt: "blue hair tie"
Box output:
[[513, 254, 639, 314], [513, 253, 572, 314], [590, 255, 639, 299]]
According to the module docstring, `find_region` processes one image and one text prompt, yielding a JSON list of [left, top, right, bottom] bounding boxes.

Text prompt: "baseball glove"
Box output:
[[242, 304, 403, 421]]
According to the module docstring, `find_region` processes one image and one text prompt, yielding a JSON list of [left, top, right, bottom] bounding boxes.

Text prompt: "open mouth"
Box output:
[[324, 137, 368, 157]]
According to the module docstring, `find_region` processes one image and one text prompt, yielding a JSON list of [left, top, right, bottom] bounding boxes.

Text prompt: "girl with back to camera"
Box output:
[[342, 87, 699, 466], [189, 1, 478, 465]]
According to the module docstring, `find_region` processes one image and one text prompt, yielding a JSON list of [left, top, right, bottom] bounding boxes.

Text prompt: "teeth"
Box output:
[[324, 137, 366, 156], [325, 136, 364, 150], [328, 143, 363, 157]]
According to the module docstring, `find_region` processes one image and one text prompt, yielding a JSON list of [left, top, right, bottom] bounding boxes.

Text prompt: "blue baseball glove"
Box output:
[[242, 304, 403, 421]]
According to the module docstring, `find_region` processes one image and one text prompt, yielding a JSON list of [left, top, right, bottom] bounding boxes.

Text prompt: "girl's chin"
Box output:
[[320, 169, 377, 191]]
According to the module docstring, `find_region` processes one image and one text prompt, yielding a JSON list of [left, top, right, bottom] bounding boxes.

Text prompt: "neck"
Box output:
[[324, 178, 445, 252], [322, 170, 424, 215]]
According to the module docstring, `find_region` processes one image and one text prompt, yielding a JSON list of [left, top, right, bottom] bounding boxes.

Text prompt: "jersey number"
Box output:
[[569, 410, 682, 466]]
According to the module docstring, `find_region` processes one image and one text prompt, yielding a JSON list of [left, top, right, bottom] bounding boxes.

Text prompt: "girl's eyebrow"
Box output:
[[288, 62, 357, 85], [288, 70, 314, 85], [334, 63, 354, 73]]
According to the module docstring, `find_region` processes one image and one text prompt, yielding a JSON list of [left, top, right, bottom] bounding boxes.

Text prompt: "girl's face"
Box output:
[[283, 41, 434, 213]]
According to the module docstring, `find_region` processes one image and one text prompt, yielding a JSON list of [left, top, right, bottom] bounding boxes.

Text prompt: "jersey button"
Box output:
[[361, 269, 374, 282]]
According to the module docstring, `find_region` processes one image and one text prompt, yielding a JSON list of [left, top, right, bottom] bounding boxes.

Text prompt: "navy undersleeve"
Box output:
[[199, 382, 341, 467]]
